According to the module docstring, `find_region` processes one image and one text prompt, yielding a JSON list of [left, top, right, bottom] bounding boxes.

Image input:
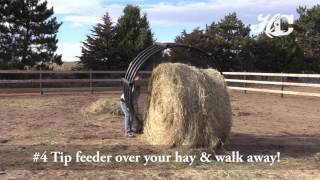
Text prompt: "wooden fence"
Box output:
[[223, 72, 320, 98], [0, 70, 319, 98], [0, 70, 150, 94]]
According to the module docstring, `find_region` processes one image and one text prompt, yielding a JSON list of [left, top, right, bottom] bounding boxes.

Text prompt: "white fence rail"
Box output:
[[223, 72, 320, 78], [225, 79, 320, 88], [223, 72, 320, 98], [0, 70, 319, 98]]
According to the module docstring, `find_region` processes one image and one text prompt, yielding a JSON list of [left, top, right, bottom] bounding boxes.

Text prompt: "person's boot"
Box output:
[[132, 114, 144, 134]]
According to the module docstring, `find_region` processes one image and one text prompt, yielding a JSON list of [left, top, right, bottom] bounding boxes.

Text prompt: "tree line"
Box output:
[[0, 0, 62, 70], [79, 5, 153, 70], [173, 6, 320, 73], [0, 1, 319, 73]]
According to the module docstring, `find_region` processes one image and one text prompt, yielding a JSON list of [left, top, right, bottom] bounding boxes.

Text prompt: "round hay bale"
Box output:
[[143, 63, 232, 149], [81, 98, 123, 116]]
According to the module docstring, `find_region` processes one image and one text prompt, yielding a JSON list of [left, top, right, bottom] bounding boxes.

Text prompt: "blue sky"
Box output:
[[46, 0, 319, 62]]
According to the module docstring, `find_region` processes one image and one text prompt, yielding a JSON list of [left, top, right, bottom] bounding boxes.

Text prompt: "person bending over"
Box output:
[[120, 76, 141, 137], [120, 93, 133, 137]]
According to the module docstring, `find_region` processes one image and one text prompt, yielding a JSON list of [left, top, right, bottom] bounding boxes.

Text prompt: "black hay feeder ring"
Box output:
[[122, 42, 220, 126]]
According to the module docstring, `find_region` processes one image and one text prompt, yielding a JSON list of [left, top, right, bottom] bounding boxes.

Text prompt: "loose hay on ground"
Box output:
[[142, 63, 232, 149], [81, 98, 123, 116]]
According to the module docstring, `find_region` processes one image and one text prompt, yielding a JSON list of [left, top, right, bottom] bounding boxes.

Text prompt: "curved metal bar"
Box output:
[[123, 45, 163, 124], [125, 45, 161, 81], [164, 43, 219, 69], [124, 45, 165, 129], [124, 45, 163, 106], [127, 45, 163, 83], [122, 42, 220, 133]]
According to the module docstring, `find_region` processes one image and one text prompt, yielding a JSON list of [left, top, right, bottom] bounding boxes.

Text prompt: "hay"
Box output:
[[143, 63, 232, 149], [81, 98, 123, 116]]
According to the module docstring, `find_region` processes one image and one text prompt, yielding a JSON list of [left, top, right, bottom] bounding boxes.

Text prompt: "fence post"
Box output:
[[90, 69, 93, 94], [39, 67, 43, 95], [281, 73, 284, 98], [243, 74, 247, 94]]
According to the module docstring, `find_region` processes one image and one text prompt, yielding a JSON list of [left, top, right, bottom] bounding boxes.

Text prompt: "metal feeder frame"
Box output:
[[122, 42, 220, 131]]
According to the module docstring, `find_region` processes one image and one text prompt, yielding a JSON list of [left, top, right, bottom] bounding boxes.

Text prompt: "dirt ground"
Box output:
[[0, 91, 319, 179]]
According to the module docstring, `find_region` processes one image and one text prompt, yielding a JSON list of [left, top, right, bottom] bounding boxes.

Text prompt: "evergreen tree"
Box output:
[[296, 5, 320, 58], [0, 0, 16, 69], [172, 28, 210, 67], [253, 33, 304, 73], [295, 5, 320, 72], [205, 13, 254, 71], [115, 5, 154, 66], [254, 5, 320, 73], [0, 0, 62, 69], [79, 13, 116, 70], [79, 5, 154, 70], [174, 13, 254, 71]]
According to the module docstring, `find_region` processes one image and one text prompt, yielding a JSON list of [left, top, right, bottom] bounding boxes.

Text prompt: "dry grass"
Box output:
[[1, 93, 320, 179], [50, 62, 82, 71], [143, 63, 232, 149], [81, 98, 123, 116]]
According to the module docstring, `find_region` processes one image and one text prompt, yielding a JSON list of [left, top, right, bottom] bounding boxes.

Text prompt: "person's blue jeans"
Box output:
[[120, 101, 132, 135]]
